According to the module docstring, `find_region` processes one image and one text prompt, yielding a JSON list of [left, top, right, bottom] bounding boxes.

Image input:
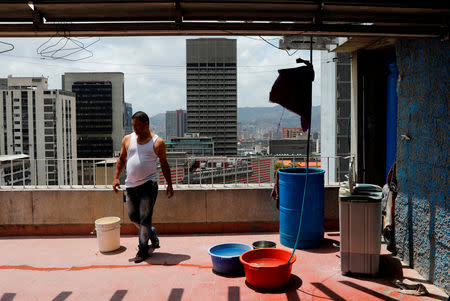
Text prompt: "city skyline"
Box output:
[[0, 36, 322, 117]]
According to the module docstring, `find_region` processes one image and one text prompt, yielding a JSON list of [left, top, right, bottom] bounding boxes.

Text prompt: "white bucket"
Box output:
[[94, 216, 121, 252]]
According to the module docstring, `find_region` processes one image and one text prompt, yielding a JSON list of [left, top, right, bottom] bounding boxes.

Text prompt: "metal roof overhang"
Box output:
[[0, 1, 448, 38]]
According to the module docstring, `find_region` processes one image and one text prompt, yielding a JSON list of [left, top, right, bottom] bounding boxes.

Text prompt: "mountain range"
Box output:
[[150, 105, 321, 134]]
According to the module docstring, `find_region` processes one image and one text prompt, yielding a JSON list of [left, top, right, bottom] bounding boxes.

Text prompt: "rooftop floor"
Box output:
[[0, 232, 447, 301]]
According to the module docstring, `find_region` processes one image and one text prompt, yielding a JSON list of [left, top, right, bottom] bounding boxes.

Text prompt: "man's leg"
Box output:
[[126, 186, 149, 263], [149, 181, 159, 248], [139, 181, 159, 250]]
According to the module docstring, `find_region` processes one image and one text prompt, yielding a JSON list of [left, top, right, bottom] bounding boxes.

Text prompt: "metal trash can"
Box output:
[[339, 184, 382, 275]]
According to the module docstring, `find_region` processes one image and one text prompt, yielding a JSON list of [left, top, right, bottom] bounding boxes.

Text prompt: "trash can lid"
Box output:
[[339, 193, 382, 202], [339, 183, 382, 202], [353, 183, 382, 194]]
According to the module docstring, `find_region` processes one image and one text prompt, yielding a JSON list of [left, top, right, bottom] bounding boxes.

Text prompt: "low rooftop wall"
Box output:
[[0, 185, 339, 235]]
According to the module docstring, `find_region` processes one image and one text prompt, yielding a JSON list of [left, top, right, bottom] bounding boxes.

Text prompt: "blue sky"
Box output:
[[0, 36, 321, 116]]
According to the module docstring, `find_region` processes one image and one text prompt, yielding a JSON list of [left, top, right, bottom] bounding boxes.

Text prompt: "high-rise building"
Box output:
[[124, 102, 133, 135], [0, 76, 77, 185], [321, 52, 351, 182], [186, 38, 237, 156], [165, 109, 186, 139], [62, 72, 124, 158]]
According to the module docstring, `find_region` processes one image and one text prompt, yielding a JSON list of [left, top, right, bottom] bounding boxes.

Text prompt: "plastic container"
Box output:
[[339, 184, 382, 275], [278, 168, 325, 248], [94, 216, 121, 252], [252, 240, 276, 249], [240, 248, 296, 289], [208, 243, 252, 274]]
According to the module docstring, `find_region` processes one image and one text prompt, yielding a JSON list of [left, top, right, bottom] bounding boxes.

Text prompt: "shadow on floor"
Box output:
[[0, 293, 16, 301], [311, 282, 346, 301], [378, 254, 404, 280], [300, 238, 340, 254], [100, 246, 127, 255], [339, 254, 403, 290], [339, 255, 448, 301], [143, 252, 191, 265], [109, 290, 128, 301], [167, 288, 184, 301], [212, 269, 246, 278], [244, 274, 302, 299], [339, 281, 398, 301]]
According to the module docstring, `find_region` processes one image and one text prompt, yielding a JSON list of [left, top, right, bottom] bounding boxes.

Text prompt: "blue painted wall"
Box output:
[[395, 39, 449, 293]]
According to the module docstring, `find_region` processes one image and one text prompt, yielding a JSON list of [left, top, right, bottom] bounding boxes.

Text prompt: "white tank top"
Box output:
[[125, 132, 159, 188]]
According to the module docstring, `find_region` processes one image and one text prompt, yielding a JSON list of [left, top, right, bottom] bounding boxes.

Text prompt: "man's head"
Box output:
[[132, 111, 150, 136]]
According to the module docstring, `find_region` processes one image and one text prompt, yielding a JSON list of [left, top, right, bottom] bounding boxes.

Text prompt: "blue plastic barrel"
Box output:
[[278, 167, 325, 248]]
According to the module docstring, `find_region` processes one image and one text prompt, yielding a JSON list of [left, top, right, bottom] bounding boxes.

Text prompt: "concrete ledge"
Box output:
[[0, 185, 339, 235]]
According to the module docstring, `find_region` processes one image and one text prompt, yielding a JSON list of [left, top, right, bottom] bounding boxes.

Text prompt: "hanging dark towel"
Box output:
[[269, 63, 314, 131]]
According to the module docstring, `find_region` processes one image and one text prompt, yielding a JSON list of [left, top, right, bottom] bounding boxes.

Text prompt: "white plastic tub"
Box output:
[[94, 216, 121, 252]]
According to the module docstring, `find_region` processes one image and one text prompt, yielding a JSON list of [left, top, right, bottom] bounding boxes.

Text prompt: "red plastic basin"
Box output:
[[239, 248, 296, 289]]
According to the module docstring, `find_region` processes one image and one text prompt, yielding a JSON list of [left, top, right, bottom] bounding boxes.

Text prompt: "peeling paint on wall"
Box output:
[[395, 39, 449, 293]]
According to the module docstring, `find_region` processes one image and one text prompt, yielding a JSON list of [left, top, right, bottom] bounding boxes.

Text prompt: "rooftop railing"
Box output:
[[0, 155, 351, 189]]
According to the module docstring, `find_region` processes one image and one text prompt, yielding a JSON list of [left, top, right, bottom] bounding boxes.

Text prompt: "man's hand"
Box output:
[[113, 178, 121, 193], [166, 184, 174, 199]]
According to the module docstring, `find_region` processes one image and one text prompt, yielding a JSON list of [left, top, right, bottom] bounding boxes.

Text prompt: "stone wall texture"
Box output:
[[395, 38, 449, 293]]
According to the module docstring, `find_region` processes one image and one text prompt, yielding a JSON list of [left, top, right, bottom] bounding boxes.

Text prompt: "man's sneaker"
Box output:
[[150, 227, 160, 249], [134, 248, 149, 263]]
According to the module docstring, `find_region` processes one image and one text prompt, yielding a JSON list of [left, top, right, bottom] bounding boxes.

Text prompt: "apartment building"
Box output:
[[0, 154, 31, 186], [0, 76, 77, 185]]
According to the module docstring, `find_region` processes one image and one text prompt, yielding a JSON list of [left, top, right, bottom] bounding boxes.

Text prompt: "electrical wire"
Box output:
[[2, 52, 298, 70], [258, 35, 300, 56]]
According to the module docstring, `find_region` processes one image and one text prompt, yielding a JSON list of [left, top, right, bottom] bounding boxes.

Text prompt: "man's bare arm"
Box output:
[[155, 138, 174, 198], [113, 135, 129, 192]]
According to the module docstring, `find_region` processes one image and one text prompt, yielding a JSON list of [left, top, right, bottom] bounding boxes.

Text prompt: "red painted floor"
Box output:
[[0, 232, 447, 301]]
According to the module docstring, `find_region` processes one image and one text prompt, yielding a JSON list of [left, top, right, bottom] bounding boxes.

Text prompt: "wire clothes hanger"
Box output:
[[36, 31, 100, 61], [0, 40, 14, 54]]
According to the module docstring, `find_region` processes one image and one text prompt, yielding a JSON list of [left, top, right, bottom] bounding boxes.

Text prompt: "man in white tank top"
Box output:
[[113, 111, 174, 263]]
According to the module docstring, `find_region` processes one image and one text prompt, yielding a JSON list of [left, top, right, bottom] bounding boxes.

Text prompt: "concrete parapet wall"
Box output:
[[0, 186, 339, 235]]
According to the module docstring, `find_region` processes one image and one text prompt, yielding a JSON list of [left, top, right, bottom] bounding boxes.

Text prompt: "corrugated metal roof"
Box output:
[[0, 1, 448, 37]]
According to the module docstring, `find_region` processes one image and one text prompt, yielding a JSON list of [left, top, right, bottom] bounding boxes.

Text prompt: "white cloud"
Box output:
[[0, 36, 322, 117]]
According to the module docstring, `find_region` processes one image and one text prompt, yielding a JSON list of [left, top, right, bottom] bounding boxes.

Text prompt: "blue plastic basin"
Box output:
[[208, 243, 252, 274]]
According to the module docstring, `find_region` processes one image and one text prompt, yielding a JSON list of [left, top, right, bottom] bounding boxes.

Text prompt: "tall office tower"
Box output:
[[62, 72, 124, 158], [165, 109, 186, 139], [0, 76, 77, 185], [124, 102, 133, 135], [186, 38, 237, 156], [321, 52, 351, 182]]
